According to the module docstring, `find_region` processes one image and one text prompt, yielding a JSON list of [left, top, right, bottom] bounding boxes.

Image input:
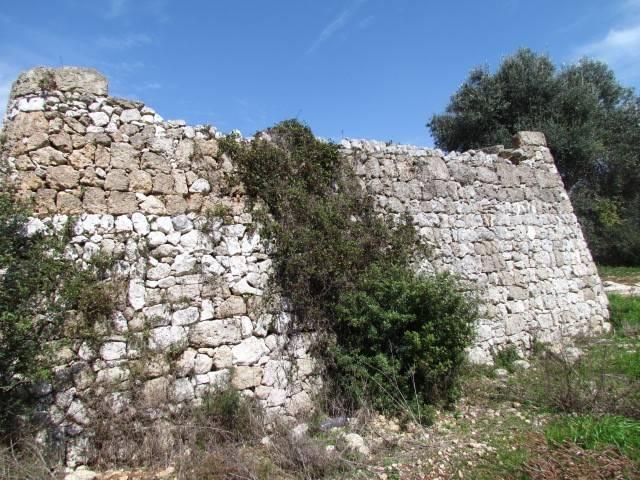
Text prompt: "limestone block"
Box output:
[[213, 345, 233, 369], [165, 195, 188, 215], [149, 325, 186, 350], [140, 195, 166, 214], [108, 192, 137, 214], [231, 366, 262, 390], [194, 354, 213, 374], [89, 111, 110, 127], [17, 97, 45, 112], [5, 111, 48, 141], [128, 279, 145, 311], [152, 173, 175, 194], [129, 169, 152, 193], [83, 187, 107, 213], [10, 67, 108, 99], [50, 132, 73, 153], [56, 192, 82, 214], [171, 378, 194, 402], [142, 151, 171, 173], [262, 360, 291, 388], [147, 263, 171, 281], [514, 131, 547, 147], [100, 342, 127, 361], [110, 142, 138, 170], [120, 108, 142, 123], [172, 307, 199, 326], [189, 319, 242, 347], [47, 165, 79, 189], [232, 337, 268, 366], [104, 169, 129, 191], [69, 144, 96, 169]]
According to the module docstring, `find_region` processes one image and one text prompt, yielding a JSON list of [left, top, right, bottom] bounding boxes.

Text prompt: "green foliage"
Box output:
[[220, 120, 478, 416], [219, 120, 417, 331], [493, 344, 520, 373], [598, 265, 640, 283], [545, 415, 640, 461], [0, 193, 116, 436], [608, 294, 640, 332], [331, 265, 477, 415], [429, 48, 640, 265]]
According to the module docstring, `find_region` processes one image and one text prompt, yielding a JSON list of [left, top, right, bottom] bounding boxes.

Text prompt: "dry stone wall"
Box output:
[[2, 67, 317, 466], [0, 67, 610, 464], [342, 137, 610, 363]]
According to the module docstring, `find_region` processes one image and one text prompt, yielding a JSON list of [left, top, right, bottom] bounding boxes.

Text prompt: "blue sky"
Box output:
[[1, 0, 639, 146]]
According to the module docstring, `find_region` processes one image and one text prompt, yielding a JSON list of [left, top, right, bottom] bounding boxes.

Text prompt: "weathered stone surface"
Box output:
[[47, 165, 80, 189], [82, 187, 107, 213], [56, 192, 82, 214], [10, 67, 108, 99], [514, 131, 547, 147], [107, 192, 137, 214], [104, 169, 129, 191], [231, 366, 263, 390], [110, 142, 138, 170], [189, 319, 242, 347]]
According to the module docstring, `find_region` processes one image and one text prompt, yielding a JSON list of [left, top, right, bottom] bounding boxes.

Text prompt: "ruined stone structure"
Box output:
[[0, 67, 609, 465], [343, 139, 610, 363]]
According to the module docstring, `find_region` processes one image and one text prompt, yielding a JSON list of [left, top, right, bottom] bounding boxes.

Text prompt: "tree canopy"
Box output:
[[429, 48, 640, 265]]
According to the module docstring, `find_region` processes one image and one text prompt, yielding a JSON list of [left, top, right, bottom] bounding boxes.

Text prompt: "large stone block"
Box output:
[[189, 319, 242, 347], [10, 67, 108, 98]]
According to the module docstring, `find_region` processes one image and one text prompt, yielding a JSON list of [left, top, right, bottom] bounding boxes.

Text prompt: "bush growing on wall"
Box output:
[[0, 193, 116, 437], [220, 120, 478, 416]]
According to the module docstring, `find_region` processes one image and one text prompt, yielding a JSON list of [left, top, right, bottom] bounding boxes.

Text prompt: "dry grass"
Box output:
[[0, 437, 61, 480], [522, 433, 639, 480]]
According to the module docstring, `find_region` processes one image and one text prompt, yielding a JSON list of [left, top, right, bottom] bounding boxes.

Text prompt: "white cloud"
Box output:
[[97, 33, 152, 50], [306, 0, 367, 55], [574, 2, 640, 81]]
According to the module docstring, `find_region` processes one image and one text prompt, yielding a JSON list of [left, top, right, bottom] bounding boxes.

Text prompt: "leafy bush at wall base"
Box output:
[[220, 120, 478, 416], [0, 193, 116, 437], [330, 265, 477, 419]]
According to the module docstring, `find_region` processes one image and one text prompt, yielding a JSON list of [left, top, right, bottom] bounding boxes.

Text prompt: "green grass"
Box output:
[[599, 265, 640, 283], [545, 415, 640, 461], [609, 294, 640, 331]]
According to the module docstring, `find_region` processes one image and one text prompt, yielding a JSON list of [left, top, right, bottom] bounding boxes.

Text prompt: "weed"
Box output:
[[37, 71, 57, 92], [608, 294, 640, 332], [493, 344, 520, 372], [545, 414, 640, 461]]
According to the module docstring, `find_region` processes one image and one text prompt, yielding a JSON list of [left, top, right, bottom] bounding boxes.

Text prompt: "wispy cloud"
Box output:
[[97, 33, 152, 50], [306, 0, 367, 55], [105, 0, 128, 19], [574, 1, 640, 81]]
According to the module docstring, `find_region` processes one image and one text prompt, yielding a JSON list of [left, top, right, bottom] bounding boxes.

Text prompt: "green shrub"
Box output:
[[331, 265, 477, 417], [0, 193, 116, 437], [545, 415, 640, 461], [220, 120, 478, 416]]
